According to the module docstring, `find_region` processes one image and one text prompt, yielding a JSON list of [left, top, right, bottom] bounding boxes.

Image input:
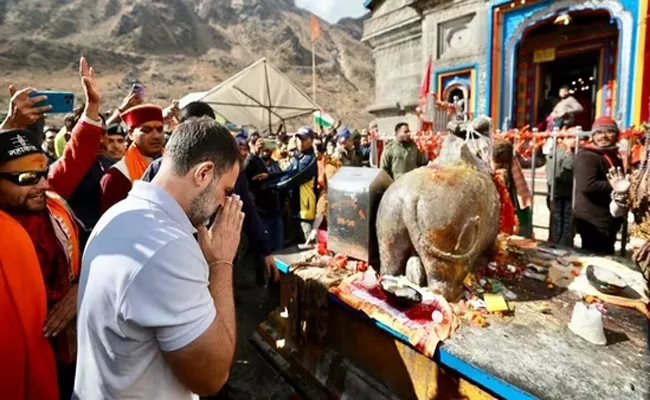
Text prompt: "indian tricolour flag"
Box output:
[[313, 111, 334, 128]]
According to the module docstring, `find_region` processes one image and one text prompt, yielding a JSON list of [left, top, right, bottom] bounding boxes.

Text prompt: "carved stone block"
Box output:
[[437, 13, 476, 59]]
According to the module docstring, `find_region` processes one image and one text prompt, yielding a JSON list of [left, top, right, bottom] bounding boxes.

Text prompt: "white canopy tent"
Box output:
[[196, 58, 320, 131], [179, 91, 207, 109]]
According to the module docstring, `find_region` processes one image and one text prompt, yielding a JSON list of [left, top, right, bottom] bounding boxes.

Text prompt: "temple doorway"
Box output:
[[537, 50, 600, 130], [514, 10, 619, 130]]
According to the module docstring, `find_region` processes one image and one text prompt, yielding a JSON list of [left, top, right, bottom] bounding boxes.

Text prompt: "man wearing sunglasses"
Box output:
[[0, 57, 104, 399], [99, 104, 164, 213]]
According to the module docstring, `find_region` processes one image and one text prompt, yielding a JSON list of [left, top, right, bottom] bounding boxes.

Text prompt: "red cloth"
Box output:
[[0, 211, 58, 400], [120, 104, 163, 129], [331, 275, 459, 357], [15, 213, 70, 304], [631, 143, 644, 166], [99, 167, 132, 214], [48, 120, 104, 200]]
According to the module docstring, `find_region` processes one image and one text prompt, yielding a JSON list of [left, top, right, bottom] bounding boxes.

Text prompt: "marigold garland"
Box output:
[[493, 125, 647, 161], [491, 173, 519, 235], [413, 130, 447, 161]]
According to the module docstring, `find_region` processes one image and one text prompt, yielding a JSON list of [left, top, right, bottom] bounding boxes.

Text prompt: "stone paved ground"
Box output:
[[203, 237, 299, 400]]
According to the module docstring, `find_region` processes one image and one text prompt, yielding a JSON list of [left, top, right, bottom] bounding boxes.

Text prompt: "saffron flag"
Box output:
[[311, 15, 321, 41], [419, 54, 433, 109], [419, 54, 434, 126]]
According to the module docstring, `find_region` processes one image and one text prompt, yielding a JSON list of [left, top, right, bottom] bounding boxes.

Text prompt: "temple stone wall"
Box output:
[[373, 0, 410, 17], [422, 0, 490, 115], [362, 1, 423, 136], [363, 0, 491, 135]]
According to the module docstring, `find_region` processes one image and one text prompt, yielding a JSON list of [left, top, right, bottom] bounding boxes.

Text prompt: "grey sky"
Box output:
[[295, 0, 368, 23]]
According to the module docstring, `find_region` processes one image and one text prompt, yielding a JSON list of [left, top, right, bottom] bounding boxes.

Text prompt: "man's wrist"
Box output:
[[0, 117, 17, 131], [207, 259, 234, 269], [84, 103, 100, 120]]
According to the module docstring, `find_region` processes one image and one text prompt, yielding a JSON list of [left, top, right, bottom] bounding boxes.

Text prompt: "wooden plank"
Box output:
[[326, 300, 496, 399]]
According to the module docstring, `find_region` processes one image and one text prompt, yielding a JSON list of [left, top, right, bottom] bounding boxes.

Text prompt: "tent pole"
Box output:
[[312, 41, 317, 102], [264, 62, 273, 134]]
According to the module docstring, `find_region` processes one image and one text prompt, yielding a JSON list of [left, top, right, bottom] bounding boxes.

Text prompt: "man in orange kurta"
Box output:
[[0, 211, 58, 400], [0, 57, 103, 399]]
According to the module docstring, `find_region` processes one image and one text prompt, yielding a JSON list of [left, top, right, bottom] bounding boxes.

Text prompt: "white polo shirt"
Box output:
[[74, 181, 216, 399]]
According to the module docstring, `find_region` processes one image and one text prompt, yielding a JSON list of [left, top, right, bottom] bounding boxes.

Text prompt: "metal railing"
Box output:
[[526, 127, 629, 256]]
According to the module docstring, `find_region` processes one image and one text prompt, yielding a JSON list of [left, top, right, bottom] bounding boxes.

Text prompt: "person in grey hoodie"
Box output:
[[546, 135, 577, 246]]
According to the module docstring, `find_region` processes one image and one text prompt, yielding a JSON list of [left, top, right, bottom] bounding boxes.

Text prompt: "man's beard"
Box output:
[[188, 179, 218, 227], [0, 192, 47, 215]]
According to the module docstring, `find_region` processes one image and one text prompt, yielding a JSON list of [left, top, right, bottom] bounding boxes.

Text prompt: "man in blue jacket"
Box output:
[[263, 127, 318, 242]]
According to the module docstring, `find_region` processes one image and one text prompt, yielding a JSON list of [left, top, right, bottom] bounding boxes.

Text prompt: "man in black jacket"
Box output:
[[263, 127, 318, 242], [244, 139, 284, 252], [574, 117, 624, 255]]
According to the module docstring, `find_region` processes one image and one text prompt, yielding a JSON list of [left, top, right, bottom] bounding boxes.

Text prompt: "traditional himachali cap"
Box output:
[[0, 130, 43, 163], [591, 116, 619, 134], [120, 104, 164, 130]]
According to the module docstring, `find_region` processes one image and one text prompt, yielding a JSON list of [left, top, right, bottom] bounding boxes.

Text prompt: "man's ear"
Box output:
[[193, 161, 215, 187]]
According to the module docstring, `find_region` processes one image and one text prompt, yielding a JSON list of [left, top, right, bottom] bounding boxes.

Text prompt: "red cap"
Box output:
[[121, 105, 163, 130], [591, 116, 619, 134]]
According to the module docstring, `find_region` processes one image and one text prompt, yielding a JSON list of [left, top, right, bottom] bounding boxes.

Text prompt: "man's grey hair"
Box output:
[[165, 117, 239, 176]]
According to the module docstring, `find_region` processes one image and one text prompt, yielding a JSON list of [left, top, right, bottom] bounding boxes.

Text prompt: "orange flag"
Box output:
[[311, 15, 321, 41]]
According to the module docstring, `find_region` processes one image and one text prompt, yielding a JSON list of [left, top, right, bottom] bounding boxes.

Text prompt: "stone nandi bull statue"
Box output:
[[376, 117, 501, 300]]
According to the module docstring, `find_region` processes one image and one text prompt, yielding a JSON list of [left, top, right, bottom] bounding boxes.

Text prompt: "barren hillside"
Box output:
[[0, 0, 374, 128]]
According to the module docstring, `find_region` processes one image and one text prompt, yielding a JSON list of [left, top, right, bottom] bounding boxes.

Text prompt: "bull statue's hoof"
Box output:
[[405, 256, 426, 287]]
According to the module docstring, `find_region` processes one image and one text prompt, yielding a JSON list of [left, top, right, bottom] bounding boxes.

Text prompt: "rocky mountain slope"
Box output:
[[0, 0, 374, 128]]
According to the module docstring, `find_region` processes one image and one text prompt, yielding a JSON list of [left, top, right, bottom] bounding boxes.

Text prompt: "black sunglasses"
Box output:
[[0, 167, 48, 186]]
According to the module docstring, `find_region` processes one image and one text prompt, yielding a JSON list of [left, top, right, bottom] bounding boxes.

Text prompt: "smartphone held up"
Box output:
[[132, 83, 145, 101], [29, 91, 75, 114]]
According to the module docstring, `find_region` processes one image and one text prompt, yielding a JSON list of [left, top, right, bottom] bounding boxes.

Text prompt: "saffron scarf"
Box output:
[[46, 192, 81, 365], [0, 211, 59, 400], [123, 144, 153, 183], [46, 192, 80, 280]]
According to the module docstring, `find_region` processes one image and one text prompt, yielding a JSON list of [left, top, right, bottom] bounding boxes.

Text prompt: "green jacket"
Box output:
[[380, 140, 428, 180], [333, 147, 362, 167], [546, 147, 575, 199]]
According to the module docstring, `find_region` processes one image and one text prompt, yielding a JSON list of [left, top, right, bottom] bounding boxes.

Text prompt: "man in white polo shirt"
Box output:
[[74, 117, 243, 399]]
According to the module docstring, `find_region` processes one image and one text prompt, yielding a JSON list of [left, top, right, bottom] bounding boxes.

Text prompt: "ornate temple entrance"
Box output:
[[514, 10, 619, 129]]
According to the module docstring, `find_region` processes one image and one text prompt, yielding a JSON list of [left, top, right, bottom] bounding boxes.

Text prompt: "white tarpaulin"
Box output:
[[197, 58, 320, 129], [179, 92, 207, 109]]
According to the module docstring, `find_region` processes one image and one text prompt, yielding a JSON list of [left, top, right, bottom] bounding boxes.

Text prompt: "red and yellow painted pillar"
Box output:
[[634, 0, 650, 123]]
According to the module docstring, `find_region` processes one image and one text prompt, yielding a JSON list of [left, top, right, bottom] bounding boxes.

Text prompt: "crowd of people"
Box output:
[[1, 57, 649, 400], [0, 57, 393, 399]]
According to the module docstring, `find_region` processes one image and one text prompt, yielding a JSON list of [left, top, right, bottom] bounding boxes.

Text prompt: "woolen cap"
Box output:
[[592, 116, 619, 134]]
